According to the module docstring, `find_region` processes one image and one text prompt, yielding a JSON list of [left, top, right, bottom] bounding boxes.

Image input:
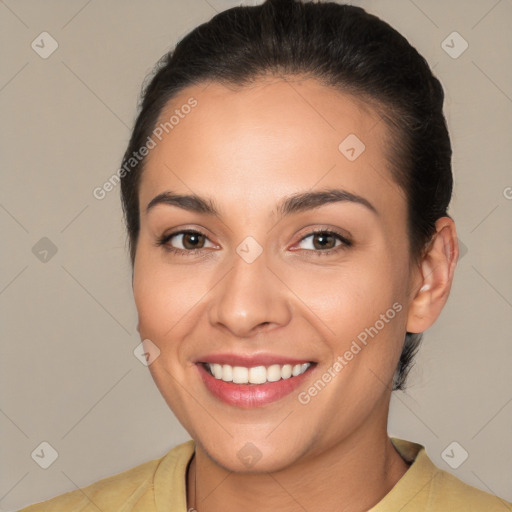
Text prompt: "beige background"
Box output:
[[1, 0, 511, 509]]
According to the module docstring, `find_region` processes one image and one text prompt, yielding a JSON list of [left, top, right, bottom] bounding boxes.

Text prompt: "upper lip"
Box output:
[[195, 353, 315, 367]]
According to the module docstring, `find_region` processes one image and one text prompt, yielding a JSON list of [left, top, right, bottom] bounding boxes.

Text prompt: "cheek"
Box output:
[[283, 257, 398, 336], [132, 247, 211, 345], [281, 252, 408, 388], [133, 248, 178, 343]]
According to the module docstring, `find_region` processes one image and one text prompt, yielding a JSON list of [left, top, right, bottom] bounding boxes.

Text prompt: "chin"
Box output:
[[209, 444, 298, 473], [196, 432, 311, 474]]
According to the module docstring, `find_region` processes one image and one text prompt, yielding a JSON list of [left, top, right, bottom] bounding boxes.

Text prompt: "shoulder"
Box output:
[[17, 441, 195, 512], [429, 464, 512, 511], [17, 458, 161, 512], [388, 438, 512, 511]]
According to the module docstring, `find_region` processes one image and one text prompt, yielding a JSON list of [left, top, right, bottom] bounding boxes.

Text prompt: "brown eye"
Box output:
[[295, 229, 352, 255], [311, 232, 337, 250], [157, 230, 215, 253], [181, 232, 206, 250]]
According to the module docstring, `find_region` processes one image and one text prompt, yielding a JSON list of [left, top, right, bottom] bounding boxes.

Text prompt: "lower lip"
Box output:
[[197, 363, 315, 408]]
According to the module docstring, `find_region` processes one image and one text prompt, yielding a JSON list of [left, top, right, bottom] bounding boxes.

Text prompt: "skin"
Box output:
[[132, 77, 459, 512]]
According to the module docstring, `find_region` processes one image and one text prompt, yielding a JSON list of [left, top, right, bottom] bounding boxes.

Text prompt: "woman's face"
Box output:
[[133, 78, 418, 472]]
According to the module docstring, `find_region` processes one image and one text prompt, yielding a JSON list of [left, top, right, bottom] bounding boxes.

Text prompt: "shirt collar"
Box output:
[[153, 437, 433, 512]]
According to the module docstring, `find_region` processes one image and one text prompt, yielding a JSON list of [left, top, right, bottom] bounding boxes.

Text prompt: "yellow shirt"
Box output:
[[18, 438, 512, 511]]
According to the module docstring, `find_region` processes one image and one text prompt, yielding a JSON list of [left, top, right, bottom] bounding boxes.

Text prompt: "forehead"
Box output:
[[139, 77, 403, 222]]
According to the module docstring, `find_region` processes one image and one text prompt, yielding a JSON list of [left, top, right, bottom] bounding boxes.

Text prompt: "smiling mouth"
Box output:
[[201, 362, 314, 385]]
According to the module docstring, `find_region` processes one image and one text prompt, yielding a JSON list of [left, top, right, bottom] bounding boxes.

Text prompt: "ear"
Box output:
[[406, 217, 459, 334]]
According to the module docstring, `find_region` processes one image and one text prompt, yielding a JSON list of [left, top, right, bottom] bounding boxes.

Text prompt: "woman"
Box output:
[[19, 0, 512, 510]]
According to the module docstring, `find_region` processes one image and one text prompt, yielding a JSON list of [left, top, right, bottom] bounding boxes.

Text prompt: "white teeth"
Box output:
[[206, 362, 311, 384], [281, 364, 292, 379], [221, 364, 233, 382], [212, 363, 223, 379], [249, 366, 267, 384], [267, 364, 282, 382], [232, 366, 249, 384]]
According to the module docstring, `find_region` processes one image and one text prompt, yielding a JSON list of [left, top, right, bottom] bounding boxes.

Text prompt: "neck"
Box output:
[[187, 418, 410, 512]]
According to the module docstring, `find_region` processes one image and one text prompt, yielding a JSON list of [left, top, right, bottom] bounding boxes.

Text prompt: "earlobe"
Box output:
[[406, 217, 459, 334]]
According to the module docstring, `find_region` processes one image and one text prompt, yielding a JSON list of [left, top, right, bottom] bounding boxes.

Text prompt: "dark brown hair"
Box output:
[[120, 0, 453, 390]]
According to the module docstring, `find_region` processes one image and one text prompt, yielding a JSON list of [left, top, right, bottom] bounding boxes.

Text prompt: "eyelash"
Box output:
[[155, 228, 352, 258]]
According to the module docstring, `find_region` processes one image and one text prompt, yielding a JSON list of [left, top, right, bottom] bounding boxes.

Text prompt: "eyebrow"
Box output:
[[145, 188, 378, 218]]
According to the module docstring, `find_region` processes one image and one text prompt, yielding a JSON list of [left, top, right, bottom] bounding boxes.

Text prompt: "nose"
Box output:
[[207, 247, 292, 338]]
